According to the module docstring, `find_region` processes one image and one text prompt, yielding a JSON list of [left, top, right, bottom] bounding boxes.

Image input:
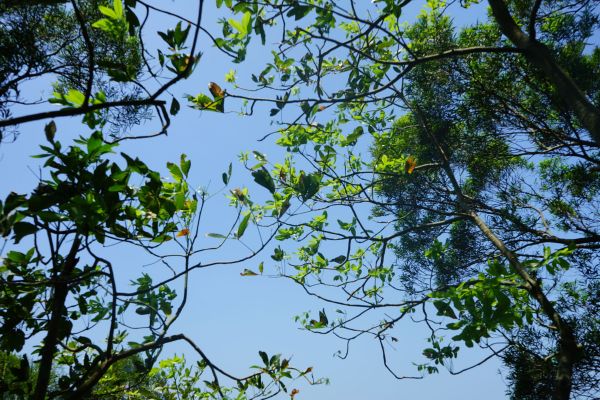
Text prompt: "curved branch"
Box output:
[[0, 99, 165, 128]]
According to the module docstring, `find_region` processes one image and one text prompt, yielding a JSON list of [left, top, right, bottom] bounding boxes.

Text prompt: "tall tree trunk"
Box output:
[[488, 0, 600, 146], [414, 105, 582, 400], [468, 211, 579, 400]]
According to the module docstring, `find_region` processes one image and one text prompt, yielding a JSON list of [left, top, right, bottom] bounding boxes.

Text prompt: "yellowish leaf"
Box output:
[[405, 155, 417, 174], [231, 188, 246, 202], [176, 228, 190, 237], [208, 82, 225, 98]]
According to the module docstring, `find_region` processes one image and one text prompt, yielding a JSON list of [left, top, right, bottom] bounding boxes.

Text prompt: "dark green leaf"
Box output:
[[252, 168, 276, 194], [259, 350, 269, 366], [44, 121, 56, 142], [180, 154, 191, 176], [318, 309, 328, 325], [433, 300, 457, 319], [330, 255, 346, 264], [170, 97, 180, 115], [12, 221, 37, 243], [286, 5, 312, 20]]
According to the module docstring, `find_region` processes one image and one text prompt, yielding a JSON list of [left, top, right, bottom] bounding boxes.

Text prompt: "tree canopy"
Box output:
[[199, 1, 600, 399], [0, 1, 318, 399], [2, 0, 600, 399]]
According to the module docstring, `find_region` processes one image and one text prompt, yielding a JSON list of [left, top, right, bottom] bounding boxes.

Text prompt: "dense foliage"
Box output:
[[2, 0, 599, 398], [200, 1, 600, 399], [0, 1, 316, 398]]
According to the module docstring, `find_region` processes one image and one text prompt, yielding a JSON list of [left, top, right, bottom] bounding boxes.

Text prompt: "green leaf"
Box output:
[[75, 336, 92, 345], [433, 300, 457, 319], [86, 132, 104, 154], [13, 222, 37, 244], [343, 126, 364, 146], [170, 97, 180, 115], [187, 93, 224, 112], [286, 5, 312, 20], [107, 68, 132, 82], [2, 329, 25, 352], [330, 255, 346, 264], [237, 213, 251, 238], [252, 168, 276, 194], [225, 69, 236, 83], [44, 121, 56, 142], [240, 268, 258, 276], [221, 162, 232, 185], [318, 309, 328, 325], [229, 12, 251, 37], [65, 89, 85, 107], [135, 307, 151, 315], [259, 350, 269, 366], [167, 162, 183, 182], [206, 233, 227, 239], [297, 173, 321, 201], [180, 154, 191, 176], [271, 246, 284, 261], [113, 0, 123, 17], [151, 234, 172, 243], [98, 5, 117, 19], [92, 18, 115, 33]]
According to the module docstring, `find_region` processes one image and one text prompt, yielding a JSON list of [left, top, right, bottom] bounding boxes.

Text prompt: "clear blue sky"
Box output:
[[0, 1, 508, 398]]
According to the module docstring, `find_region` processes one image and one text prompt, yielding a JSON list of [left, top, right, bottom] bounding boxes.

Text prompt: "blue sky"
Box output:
[[0, 1, 509, 398]]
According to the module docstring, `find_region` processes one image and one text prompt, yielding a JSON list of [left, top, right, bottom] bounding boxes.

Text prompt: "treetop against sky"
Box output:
[[0, 1, 599, 399]]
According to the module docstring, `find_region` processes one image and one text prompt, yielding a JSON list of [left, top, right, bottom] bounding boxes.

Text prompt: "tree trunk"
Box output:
[[488, 0, 600, 146], [468, 210, 579, 400]]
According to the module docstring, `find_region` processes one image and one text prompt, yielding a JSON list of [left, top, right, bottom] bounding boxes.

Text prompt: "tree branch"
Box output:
[[488, 0, 600, 146], [0, 99, 165, 129]]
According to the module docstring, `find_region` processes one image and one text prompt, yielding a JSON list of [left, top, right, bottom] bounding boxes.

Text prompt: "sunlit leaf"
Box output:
[[240, 268, 258, 276], [176, 228, 190, 237], [208, 82, 225, 98], [237, 213, 250, 238], [405, 156, 417, 174]]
